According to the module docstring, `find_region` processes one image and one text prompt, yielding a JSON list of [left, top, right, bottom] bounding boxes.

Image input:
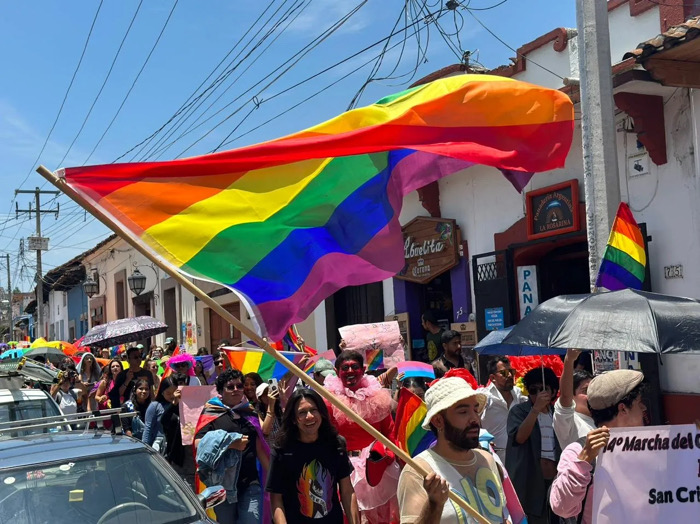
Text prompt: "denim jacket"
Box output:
[[196, 429, 243, 503]]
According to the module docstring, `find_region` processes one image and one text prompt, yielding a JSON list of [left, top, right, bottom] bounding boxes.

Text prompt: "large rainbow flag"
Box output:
[[595, 202, 646, 291], [391, 387, 436, 457], [224, 347, 305, 381], [59, 75, 573, 340]]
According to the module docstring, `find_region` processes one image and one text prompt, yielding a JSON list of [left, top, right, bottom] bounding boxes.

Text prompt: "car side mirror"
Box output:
[[197, 485, 226, 509]]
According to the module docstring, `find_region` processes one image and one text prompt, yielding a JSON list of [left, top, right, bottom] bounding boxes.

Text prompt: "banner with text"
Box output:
[[592, 424, 699, 523]]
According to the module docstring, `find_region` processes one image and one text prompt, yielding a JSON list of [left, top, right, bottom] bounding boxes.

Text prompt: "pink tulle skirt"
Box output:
[[349, 445, 400, 524]]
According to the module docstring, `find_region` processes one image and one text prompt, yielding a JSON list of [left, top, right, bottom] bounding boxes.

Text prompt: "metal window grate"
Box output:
[[476, 260, 506, 282]]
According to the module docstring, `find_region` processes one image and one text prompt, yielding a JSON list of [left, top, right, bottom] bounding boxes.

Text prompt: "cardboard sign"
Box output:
[[339, 321, 406, 368], [592, 424, 700, 523], [179, 385, 217, 445], [451, 322, 478, 347]]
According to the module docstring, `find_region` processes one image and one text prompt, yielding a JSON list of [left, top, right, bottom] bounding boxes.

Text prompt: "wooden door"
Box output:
[[209, 302, 241, 349]]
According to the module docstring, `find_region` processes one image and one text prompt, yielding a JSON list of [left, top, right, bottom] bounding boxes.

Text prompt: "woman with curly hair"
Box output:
[[267, 389, 360, 523]]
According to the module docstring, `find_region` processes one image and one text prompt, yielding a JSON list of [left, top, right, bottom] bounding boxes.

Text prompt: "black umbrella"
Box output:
[[82, 316, 168, 348], [500, 288, 700, 355], [23, 346, 68, 365]]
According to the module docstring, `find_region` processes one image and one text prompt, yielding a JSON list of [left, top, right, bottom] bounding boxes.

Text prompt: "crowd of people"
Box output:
[[31, 328, 649, 524]]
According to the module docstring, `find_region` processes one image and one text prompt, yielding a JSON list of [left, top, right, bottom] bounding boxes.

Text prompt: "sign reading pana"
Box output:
[[396, 217, 459, 284]]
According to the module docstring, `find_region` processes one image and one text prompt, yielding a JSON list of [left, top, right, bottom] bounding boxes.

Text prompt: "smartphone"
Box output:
[[267, 378, 279, 393]]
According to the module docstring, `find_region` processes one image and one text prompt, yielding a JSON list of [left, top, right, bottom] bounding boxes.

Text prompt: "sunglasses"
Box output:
[[214, 360, 225, 366], [223, 383, 244, 391], [339, 363, 362, 372], [496, 369, 516, 378]]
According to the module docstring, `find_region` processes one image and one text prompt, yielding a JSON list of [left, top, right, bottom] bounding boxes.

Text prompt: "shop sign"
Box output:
[[395, 217, 459, 284], [526, 179, 580, 240], [485, 307, 505, 331], [593, 350, 619, 374], [451, 322, 478, 347], [517, 266, 539, 319]]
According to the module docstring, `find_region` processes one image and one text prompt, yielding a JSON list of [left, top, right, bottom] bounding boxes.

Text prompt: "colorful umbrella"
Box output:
[[81, 316, 168, 348]]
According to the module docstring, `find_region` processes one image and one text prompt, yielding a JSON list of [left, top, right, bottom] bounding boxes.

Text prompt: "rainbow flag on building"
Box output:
[[595, 202, 646, 291], [224, 348, 305, 381], [59, 75, 573, 341], [391, 388, 436, 457]]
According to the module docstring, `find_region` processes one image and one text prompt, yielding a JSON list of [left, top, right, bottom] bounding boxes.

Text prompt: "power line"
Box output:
[[54, 0, 144, 170], [0, 1, 104, 247], [140, 0, 311, 161], [82, 0, 180, 165], [112, 0, 281, 164], [172, 0, 370, 158]]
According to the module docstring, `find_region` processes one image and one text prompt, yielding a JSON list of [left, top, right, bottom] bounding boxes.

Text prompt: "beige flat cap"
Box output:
[[587, 369, 644, 410]]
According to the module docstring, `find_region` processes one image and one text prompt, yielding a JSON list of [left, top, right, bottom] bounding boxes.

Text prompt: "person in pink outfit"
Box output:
[[549, 370, 647, 524]]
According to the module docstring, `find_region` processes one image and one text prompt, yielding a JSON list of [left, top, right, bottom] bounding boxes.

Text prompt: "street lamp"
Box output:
[[127, 269, 147, 296], [83, 277, 99, 298]]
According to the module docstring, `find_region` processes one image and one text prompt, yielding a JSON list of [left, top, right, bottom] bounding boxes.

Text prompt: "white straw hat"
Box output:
[[422, 377, 487, 430]]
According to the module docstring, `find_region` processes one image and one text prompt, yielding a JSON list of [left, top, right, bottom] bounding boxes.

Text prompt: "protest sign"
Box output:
[[339, 321, 406, 368], [179, 385, 217, 445], [592, 424, 700, 523]]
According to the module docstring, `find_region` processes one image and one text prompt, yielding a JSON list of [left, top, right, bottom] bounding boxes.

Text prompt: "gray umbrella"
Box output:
[[499, 288, 700, 354], [81, 316, 168, 348]]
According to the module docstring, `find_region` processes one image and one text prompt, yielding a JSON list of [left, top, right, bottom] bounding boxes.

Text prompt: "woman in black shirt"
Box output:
[[266, 389, 359, 524]]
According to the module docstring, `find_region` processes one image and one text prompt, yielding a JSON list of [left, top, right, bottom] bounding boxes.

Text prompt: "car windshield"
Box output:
[[0, 396, 61, 436], [0, 449, 201, 524]]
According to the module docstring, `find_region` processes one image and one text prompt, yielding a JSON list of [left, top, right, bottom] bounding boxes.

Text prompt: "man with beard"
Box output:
[[479, 357, 526, 464], [431, 330, 465, 379], [397, 377, 512, 524]]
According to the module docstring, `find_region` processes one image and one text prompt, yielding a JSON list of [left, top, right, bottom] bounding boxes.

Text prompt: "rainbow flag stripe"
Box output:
[[224, 348, 304, 381], [397, 361, 435, 380], [596, 202, 646, 290], [60, 75, 573, 340], [366, 349, 384, 371], [392, 388, 436, 457]]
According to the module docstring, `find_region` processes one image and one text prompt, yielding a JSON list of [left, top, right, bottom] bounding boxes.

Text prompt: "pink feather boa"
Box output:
[[324, 374, 392, 426]]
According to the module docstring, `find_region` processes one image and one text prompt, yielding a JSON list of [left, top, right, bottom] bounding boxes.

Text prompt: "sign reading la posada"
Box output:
[[396, 217, 460, 285]]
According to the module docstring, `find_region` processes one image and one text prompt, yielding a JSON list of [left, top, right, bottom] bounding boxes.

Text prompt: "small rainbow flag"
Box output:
[[224, 348, 304, 381], [595, 202, 646, 291], [366, 349, 384, 371], [59, 75, 573, 341], [397, 361, 435, 380], [391, 388, 436, 457]]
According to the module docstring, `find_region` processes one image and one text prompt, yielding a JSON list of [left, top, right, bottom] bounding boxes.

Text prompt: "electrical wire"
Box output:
[[141, 0, 311, 161], [464, 8, 565, 80], [112, 0, 280, 164], [172, 0, 370, 158], [54, 0, 144, 170], [0, 1, 104, 247], [82, 0, 179, 165]]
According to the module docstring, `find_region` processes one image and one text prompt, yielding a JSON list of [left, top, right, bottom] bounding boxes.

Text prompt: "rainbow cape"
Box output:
[[595, 202, 646, 291], [391, 387, 436, 457], [59, 75, 573, 340], [223, 347, 304, 381]]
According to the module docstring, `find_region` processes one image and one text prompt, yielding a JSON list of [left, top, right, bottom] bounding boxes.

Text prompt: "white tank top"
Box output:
[[417, 448, 511, 524]]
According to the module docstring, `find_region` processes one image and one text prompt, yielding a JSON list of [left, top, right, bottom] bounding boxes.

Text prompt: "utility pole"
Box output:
[[4, 254, 10, 343], [15, 187, 59, 338], [576, 0, 621, 290]]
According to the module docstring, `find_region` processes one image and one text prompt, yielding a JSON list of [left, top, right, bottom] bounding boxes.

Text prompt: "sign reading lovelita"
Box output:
[[592, 424, 700, 523], [339, 321, 406, 368]]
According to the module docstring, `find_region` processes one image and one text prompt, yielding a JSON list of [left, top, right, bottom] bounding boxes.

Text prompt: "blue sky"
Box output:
[[0, 0, 575, 291]]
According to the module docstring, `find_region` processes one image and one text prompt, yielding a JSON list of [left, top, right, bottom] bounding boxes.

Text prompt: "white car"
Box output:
[[0, 388, 63, 437]]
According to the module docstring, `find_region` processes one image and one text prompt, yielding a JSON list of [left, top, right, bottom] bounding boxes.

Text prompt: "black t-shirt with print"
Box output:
[[266, 436, 353, 523]]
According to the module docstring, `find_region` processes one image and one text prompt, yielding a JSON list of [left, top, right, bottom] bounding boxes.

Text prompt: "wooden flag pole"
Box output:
[[37, 165, 489, 523]]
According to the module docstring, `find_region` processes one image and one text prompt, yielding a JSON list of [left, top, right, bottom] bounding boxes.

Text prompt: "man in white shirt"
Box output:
[[553, 349, 594, 449], [478, 356, 527, 464]]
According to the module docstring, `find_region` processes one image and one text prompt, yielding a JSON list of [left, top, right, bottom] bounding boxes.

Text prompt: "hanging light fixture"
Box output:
[[128, 269, 147, 296], [83, 278, 99, 298]]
